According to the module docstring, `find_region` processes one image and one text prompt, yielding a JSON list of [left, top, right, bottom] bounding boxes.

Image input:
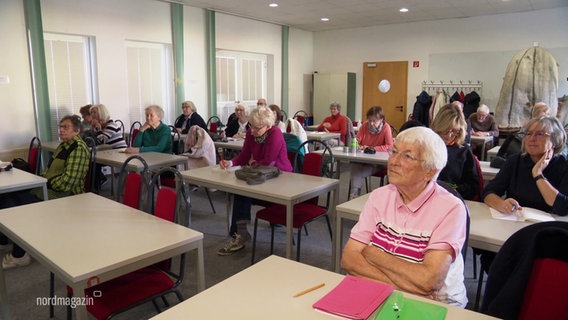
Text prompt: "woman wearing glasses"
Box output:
[[217, 106, 293, 256], [349, 106, 393, 199], [483, 116, 568, 215], [342, 127, 468, 307], [223, 103, 250, 139], [430, 104, 480, 200]]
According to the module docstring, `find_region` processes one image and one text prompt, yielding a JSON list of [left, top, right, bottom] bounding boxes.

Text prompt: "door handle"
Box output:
[[395, 106, 403, 111]]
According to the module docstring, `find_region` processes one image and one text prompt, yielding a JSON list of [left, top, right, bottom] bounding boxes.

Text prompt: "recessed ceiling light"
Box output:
[[321, 17, 329, 22], [399, 8, 409, 12], [269, 3, 278, 7]]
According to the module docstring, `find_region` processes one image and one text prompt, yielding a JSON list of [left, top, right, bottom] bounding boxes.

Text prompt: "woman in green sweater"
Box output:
[[126, 105, 172, 154]]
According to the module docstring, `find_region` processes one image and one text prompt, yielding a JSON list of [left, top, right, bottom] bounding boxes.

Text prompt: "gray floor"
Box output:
[[4, 165, 487, 319]]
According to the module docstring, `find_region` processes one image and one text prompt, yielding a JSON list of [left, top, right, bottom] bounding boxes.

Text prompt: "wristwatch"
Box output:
[[534, 174, 547, 182]]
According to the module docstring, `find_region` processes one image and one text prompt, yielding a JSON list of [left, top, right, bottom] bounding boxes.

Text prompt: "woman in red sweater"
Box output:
[[317, 102, 348, 145], [349, 106, 393, 198]]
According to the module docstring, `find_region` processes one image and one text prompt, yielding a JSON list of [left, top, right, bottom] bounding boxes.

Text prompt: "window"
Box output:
[[125, 41, 174, 125], [44, 33, 96, 140], [216, 50, 267, 124]]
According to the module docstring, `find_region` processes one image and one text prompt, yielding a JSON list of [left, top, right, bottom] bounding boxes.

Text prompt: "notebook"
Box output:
[[490, 207, 555, 222], [313, 275, 394, 320], [374, 291, 447, 320]]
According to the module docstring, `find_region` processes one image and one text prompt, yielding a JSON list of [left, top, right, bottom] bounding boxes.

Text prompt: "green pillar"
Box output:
[[206, 11, 217, 117], [23, 0, 51, 140], [281, 26, 289, 117], [171, 3, 185, 108]]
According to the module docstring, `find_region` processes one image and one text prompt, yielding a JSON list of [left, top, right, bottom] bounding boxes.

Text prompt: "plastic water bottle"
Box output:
[[350, 138, 358, 154]]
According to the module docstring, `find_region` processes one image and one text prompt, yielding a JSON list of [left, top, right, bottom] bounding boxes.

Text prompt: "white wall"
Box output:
[[313, 8, 568, 121], [215, 13, 282, 106], [288, 28, 314, 117], [41, 0, 172, 124], [0, 0, 35, 152], [183, 6, 209, 118]]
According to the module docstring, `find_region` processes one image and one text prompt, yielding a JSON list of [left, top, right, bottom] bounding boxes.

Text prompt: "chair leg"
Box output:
[[474, 265, 485, 311], [251, 218, 259, 265], [152, 299, 162, 313], [66, 291, 73, 320], [347, 180, 352, 200], [303, 225, 309, 236], [161, 296, 170, 307], [205, 188, 216, 214], [296, 227, 302, 261], [365, 176, 370, 193], [473, 250, 478, 279], [324, 215, 333, 241], [270, 224, 275, 255]]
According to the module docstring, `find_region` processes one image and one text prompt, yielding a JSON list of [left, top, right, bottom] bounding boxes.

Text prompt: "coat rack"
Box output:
[[421, 80, 483, 96]]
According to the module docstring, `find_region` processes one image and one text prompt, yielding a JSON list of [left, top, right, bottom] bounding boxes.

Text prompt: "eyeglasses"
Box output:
[[441, 128, 460, 136], [368, 119, 382, 124], [235, 109, 245, 112], [59, 124, 72, 130], [251, 125, 266, 131], [522, 131, 550, 139], [387, 148, 423, 163]]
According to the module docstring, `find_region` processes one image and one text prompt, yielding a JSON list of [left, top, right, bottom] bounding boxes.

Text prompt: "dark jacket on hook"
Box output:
[[464, 91, 481, 119], [412, 90, 432, 127]]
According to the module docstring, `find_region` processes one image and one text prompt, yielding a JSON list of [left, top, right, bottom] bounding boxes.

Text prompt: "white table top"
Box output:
[[96, 149, 187, 171], [0, 168, 47, 195], [327, 147, 389, 165], [213, 139, 244, 151], [479, 161, 499, 181], [306, 131, 341, 142], [470, 135, 494, 144], [0, 193, 204, 319], [150, 255, 496, 320]]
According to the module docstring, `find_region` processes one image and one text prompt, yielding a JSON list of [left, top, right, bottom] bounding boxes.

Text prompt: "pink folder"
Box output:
[[313, 275, 394, 320]]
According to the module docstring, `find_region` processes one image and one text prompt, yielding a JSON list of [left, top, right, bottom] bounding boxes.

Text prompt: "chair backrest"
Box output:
[[472, 154, 484, 201], [437, 180, 470, 262], [150, 167, 190, 227], [83, 137, 97, 193], [128, 121, 142, 147], [28, 136, 42, 175], [293, 140, 334, 178], [206, 116, 223, 134], [116, 155, 150, 210], [169, 125, 183, 155], [344, 116, 356, 145], [293, 110, 308, 126], [114, 119, 125, 140], [481, 221, 568, 319]]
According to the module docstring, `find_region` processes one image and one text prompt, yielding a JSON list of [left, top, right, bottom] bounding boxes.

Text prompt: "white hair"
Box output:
[[394, 127, 447, 180], [477, 104, 490, 114]]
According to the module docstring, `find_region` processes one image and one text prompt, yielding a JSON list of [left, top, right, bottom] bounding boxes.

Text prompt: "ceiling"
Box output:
[[166, 0, 568, 32]]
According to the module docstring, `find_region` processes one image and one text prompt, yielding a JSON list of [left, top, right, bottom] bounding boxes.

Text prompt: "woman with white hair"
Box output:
[[218, 106, 293, 256], [126, 105, 172, 154], [342, 126, 468, 307], [223, 103, 250, 139], [89, 104, 127, 149]]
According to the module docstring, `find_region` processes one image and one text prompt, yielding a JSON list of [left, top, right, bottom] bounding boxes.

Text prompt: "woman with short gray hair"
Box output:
[[126, 105, 172, 154]]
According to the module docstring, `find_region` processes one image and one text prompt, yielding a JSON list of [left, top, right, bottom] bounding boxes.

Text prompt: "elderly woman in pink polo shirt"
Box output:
[[341, 126, 468, 307]]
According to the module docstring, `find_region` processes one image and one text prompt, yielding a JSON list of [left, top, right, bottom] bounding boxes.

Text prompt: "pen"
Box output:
[[293, 283, 325, 297], [220, 153, 227, 171]]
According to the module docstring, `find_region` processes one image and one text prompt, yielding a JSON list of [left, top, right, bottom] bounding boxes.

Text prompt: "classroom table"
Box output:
[[180, 166, 339, 260], [333, 193, 370, 272], [0, 168, 48, 200], [149, 255, 497, 320], [313, 147, 389, 179], [486, 146, 500, 161], [479, 161, 499, 182], [306, 131, 341, 143], [466, 200, 568, 253], [0, 193, 205, 320], [470, 135, 494, 161], [213, 139, 244, 152], [0, 168, 49, 319]]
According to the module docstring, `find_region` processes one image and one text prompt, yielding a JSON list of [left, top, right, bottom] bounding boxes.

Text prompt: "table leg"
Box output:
[[42, 184, 48, 201], [0, 266, 11, 320], [286, 203, 293, 259], [70, 283, 88, 320], [196, 241, 206, 292], [226, 193, 233, 235]]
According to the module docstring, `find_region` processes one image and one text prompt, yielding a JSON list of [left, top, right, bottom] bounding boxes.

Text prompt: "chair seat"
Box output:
[[256, 204, 327, 228], [68, 267, 174, 320]]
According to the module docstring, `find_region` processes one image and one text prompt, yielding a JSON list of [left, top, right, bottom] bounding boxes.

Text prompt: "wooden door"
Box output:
[[362, 61, 408, 133]]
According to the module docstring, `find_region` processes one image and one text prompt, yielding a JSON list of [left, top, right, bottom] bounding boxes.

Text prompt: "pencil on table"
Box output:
[[293, 283, 325, 297]]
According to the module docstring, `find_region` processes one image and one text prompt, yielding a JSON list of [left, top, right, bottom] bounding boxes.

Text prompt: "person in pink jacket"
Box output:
[[217, 106, 293, 256], [349, 106, 393, 198]]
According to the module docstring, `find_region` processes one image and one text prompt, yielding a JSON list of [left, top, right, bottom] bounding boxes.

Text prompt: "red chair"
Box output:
[[206, 116, 223, 134], [116, 155, 150, 210], [28, 136, 42, 175], [251, 140, 334, 263], [293, 110, 308, 126], [128, 121, 142, 147], [65, 167, 189, 320]]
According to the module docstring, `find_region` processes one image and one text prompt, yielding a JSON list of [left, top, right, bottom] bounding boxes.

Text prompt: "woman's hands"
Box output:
[[219, 160, 232, 169], [532, 147, 553, 178]]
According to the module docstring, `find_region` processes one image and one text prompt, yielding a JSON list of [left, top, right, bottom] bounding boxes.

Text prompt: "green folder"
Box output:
[[374, 292, 447, 320]]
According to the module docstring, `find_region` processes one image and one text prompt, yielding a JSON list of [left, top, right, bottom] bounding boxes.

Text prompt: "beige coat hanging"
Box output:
[[495, 46, 559, 129]]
